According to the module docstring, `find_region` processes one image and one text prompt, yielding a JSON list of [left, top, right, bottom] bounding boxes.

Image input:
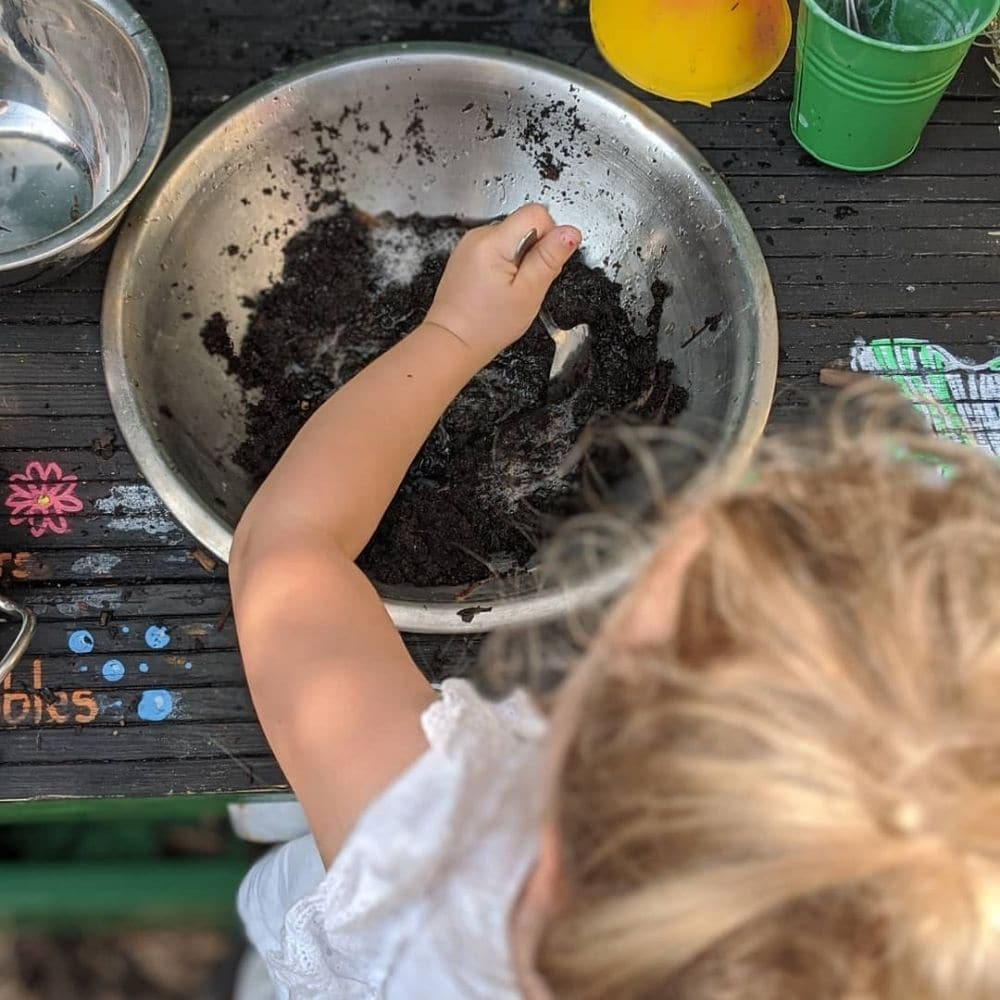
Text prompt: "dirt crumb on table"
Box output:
[[202, 204, 686, 588]]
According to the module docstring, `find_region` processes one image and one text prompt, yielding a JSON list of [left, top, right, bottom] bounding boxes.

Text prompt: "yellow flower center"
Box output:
[[37, 494, 51, 507]]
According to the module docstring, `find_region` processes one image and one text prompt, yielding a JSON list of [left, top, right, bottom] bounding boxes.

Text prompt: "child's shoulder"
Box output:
[[424, 677, 548, 755], [242, 678, 548, 998]]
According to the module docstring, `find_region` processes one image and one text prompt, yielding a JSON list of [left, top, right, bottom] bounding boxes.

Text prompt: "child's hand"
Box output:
[[424, 204, 582, 362]]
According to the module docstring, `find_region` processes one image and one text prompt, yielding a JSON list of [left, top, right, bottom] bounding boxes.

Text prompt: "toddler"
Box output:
[[231, 204, 1000, 999]]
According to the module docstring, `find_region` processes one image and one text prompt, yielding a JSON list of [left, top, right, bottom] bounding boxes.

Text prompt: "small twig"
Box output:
[[681, 312, 724, 348], [205, 735, 258, 784], [190, 548, 217, 573], [214, 600, 233, 632], [455, 577, 489, 602]]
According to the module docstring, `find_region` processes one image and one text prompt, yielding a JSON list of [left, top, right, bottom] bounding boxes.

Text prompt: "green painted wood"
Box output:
[[0, 860, 249, 927]]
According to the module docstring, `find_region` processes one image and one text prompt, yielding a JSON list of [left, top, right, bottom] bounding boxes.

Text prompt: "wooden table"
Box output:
[[2, 0, 998, 804]]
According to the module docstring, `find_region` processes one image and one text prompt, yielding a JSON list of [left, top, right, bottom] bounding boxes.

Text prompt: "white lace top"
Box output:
[[238, 679, 549, 998]]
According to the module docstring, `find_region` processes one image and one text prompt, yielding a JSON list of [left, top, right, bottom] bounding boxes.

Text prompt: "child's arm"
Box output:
[[230, 205, 581, 865]]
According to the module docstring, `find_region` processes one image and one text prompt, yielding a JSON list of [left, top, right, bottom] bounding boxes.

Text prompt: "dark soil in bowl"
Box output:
[[201, 204, 686, 588]]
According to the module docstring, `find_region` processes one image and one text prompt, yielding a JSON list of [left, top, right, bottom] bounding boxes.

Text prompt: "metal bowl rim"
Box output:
[[0, 0, 171, 272], [101, 41, 778, 633]]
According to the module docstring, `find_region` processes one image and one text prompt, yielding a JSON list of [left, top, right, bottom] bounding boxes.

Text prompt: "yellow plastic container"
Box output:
[[590, 0, 792, 106]]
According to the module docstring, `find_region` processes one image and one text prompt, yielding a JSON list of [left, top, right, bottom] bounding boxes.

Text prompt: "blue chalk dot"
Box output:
[[138, 662, 149, 673], [101, 659, 125, 682], [78, 664, 88, 673], [137, 689, 174, 722], [121, 625, 130, 635], [184, 661, 192, 670], [68, 630, 95, 654], [144, 625, 170, 650]]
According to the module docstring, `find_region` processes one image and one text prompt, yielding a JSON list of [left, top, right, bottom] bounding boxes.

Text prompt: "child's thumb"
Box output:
[[516, 225, 582, 296]]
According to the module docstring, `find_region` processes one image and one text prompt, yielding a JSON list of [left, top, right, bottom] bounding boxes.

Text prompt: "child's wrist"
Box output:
[[417, 318, 499, 369]]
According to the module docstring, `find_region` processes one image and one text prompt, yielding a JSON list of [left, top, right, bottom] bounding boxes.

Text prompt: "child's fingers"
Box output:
[[491, 204, 557, 260], [515, 225, 582, 294]]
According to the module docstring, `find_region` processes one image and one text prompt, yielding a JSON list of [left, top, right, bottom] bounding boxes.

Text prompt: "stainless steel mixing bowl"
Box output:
[[0, 0, 170, 286], [103, 44, 778, 633]]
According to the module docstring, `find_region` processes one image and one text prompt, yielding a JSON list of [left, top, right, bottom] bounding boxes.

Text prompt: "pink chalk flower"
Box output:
[[6, 461, 84, 537]]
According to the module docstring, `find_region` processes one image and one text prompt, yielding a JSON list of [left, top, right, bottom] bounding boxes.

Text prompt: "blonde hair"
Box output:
[[527, 387, 1000, 999]]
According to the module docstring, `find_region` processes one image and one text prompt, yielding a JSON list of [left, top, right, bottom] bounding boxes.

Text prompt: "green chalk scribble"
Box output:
[[851, 338, 1000, 457]]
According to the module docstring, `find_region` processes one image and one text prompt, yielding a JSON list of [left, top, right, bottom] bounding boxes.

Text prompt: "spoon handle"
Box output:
[[538, 307, 560, 339], [511, 228, 561, 341]]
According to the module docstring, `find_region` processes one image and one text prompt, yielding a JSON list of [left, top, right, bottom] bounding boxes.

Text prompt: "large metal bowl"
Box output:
[[103, 44, 777, 633], [0, 0, 170, 287]]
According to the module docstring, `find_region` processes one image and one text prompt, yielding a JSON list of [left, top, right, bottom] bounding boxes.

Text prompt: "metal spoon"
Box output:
[[513, 228, 591, 393], [539, 306, 590, 386]]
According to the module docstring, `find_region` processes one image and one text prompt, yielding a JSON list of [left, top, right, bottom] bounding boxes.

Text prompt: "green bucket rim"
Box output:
[[800, 0, 1000, 53]]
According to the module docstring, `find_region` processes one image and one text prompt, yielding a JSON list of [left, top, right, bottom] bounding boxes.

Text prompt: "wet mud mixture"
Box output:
[[202, 205, 686, 588]]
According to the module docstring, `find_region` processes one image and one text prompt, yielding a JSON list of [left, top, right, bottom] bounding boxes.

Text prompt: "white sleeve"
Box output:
[[253, 679, 546, 999], [238, 833, 325, 967]]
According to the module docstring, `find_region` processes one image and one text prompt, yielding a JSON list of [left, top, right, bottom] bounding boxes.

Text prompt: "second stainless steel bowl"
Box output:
[[0, 0, 170, 286]]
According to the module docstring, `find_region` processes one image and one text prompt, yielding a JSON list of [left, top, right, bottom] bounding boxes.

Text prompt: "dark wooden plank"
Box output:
[[0, 721, 270, 765], [778, 316, 1000, 359], [765, 230, 1000, 260], [725, 175, 1000, 203], [679, 120, 1000, 152], [0, 416, 121, 449], [774, 283, 1000, 316], [700, 140, 1000, 176], [0, 582, 232, 621], [0, 681, 256, 724], [1, 291, 103, 324], [673, 100, 1000, 127], [132, 0, 583, 21], [16, 617, 239, 657], [0, 525, 190, 551], [746, 201, 1000, 229], [0, 526, 189, 557], [3, 628, 478, 685], [0, 758, 287, 799], [768, 256, 1000, 286], [0, 449, 140, 480], [0, 325, 100, 353], [0, 547, 227, 585], [0, 356, 103, 383], [0, 385, 111, 416]]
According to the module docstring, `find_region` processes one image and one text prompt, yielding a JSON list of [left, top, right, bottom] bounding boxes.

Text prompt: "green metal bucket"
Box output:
[[791, 0, 1000, 171]]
